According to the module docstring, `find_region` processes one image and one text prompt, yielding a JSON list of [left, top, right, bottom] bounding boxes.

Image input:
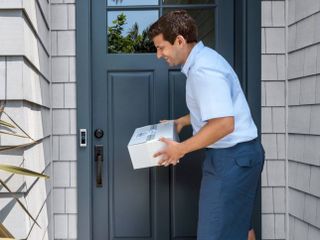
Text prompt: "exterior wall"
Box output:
[[57, 1, 320, 239], [62, 1, 320, 239], [50, 0, 77, 239], [0, 0, 52, 240], [262, 0, 320, 239], [1, 0, 319, 239], [287, 0, 320, 239], [261, 1, 287, 239]]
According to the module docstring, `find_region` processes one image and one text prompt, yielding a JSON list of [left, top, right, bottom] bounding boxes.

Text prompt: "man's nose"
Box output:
[[156, 50, 162, 59]]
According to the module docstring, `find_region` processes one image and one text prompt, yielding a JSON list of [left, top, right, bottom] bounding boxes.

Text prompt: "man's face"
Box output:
[[152, 34, 182, 66]]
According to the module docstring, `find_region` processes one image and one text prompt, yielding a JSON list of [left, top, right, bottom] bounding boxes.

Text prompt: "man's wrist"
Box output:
[[179, 141, 189, 156]]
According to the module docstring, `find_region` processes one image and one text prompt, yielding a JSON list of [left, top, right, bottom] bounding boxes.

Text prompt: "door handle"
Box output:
[[95, 145, 104, 187]]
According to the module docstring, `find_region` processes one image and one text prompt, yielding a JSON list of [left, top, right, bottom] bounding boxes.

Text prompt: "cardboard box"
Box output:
[[127, 121, 179, 169]]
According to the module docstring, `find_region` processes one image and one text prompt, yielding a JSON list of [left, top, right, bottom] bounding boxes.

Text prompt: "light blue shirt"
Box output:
[[181, 41, 257, 148]]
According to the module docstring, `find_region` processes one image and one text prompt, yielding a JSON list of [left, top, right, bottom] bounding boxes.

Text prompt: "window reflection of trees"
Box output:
[[107, 13, 156, 53]]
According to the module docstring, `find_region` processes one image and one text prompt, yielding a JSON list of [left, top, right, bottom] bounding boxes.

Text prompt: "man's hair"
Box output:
[[148, 10, 198, 45]]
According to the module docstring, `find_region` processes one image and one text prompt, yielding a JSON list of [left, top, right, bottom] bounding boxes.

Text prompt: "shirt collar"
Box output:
[[181, 41, 204, 77]]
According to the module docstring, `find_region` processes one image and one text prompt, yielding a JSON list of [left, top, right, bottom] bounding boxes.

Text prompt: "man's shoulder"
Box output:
[[197, 46, 219, 60], [193, 47, 230, 72]]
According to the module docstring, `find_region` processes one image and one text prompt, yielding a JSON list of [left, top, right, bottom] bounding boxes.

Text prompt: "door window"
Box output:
[[163, 0, 215, 4], [107, 0, 216, 53], [107, 0, 158, 6]]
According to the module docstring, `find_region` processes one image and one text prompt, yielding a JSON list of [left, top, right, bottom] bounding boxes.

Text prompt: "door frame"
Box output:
[[76, 0, 261, 239]]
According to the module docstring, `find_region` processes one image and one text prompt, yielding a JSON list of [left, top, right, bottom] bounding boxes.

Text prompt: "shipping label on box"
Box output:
[[127, 121, 179, 169]]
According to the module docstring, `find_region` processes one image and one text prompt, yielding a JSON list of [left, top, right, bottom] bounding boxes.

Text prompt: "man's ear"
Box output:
[[175, 35, 186, 46]]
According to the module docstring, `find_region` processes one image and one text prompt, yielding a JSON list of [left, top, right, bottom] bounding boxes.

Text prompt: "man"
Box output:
[[148, 10, 264, 240]]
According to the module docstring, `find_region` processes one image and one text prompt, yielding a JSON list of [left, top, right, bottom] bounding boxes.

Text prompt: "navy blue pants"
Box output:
[[197, 138, 265, 240]]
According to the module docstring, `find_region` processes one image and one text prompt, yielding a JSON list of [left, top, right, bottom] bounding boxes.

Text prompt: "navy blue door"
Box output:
[[91, 1, 234, 239]]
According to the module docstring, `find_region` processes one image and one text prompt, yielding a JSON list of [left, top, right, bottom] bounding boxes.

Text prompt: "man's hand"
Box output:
[[174, 119, 185, 134], [154, 138, 186, 167], [160, 114, 190, 134], [160, 119, 184, 134]]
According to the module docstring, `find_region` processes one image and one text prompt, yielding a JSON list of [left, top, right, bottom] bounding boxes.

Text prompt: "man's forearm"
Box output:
[[179, 116, 234, 155], [177, 114, 191, 127]]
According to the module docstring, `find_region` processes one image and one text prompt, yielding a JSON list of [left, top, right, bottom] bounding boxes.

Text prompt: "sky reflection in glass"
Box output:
[[108, 0, 158, 6], [108, 10, 158, 36]]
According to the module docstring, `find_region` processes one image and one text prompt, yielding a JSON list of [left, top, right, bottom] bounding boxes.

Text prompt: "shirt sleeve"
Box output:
[[190, 67, 234, 121]]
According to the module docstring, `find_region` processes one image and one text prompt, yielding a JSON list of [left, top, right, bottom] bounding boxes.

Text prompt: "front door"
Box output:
[[91, 1, 233, 239]]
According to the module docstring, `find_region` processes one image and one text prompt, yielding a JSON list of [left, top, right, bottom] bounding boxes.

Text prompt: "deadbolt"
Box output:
[[94, 129, 104, 138]]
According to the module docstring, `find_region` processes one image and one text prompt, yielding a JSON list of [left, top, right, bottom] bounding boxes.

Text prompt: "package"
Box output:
[[127, 121, 179, 169]]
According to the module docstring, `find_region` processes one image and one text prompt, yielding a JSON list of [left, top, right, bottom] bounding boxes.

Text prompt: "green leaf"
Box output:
[[0, 179, 41, 228], [1, 111, 34, 141], [0, 141, 39, 153], [0, 223, 14, 239], [0, 131, 29, 139], [0, 164, 49, 179], [0, 120, 15, 129]]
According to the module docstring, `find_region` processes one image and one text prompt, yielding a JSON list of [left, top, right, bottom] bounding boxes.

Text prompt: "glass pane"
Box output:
[[107, 10, 158, 53], [163, 8, 215, 49], [163, 0, 214, 4], [107, 0, 158, 6]]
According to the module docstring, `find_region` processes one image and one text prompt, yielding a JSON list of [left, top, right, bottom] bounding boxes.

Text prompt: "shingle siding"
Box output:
[[262, 0, 320, 238], [51, 1, 77, 239], [0, 10, 50, 79], [261, 0, 287, 239], [0, 0, 52, 239], [0, 58, 5, 99], [287, 0, 320, 239], [5, 57, 50, 107]]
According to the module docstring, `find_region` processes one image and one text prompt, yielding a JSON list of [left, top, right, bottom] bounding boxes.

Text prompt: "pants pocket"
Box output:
[[234, 155, 254, 167]]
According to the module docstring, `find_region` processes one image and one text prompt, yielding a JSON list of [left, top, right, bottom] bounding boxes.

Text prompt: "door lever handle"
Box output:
[[95, 145, 104, 187]]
